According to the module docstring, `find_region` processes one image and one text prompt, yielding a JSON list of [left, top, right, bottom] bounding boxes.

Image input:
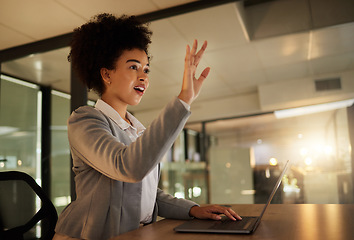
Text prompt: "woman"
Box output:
[[53, 13, 241, 240]]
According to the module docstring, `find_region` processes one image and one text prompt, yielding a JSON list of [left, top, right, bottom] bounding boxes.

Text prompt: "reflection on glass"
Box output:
[[0, 74, 40, 178], [200, 106, 353, 204], [159, 129, 208, 204]]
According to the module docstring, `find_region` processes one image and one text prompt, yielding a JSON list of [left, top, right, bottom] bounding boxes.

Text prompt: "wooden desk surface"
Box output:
[[114, 204, 354, 240]]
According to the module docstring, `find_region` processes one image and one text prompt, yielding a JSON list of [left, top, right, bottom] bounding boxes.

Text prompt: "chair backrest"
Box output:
[[0, 171, 58, 240]]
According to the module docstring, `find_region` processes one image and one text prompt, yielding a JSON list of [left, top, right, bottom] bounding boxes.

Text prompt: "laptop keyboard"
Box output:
[[208, 216, 257, 230]]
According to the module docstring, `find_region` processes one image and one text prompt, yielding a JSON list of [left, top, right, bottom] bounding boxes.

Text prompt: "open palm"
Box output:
[[178, 40, 210, 105]]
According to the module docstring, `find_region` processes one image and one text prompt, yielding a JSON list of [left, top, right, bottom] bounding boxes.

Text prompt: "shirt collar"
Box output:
[[95, 99, 145, 134]]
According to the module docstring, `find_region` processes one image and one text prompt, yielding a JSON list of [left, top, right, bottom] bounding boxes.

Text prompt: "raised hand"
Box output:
[[178, 40, 210, 105]]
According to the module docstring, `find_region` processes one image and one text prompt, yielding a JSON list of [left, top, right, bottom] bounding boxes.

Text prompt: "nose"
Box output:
[[138, 71, 149, 90], [139, 71, 148, 82]]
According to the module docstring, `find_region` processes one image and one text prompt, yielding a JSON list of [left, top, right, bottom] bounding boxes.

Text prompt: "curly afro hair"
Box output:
[[68, 13, 152, 96]]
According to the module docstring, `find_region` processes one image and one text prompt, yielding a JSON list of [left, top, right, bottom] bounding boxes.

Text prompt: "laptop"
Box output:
[[174, 160, 290, 234]]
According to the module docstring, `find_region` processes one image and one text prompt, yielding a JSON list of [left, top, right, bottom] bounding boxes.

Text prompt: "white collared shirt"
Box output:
[[95, 99, 158, 224]]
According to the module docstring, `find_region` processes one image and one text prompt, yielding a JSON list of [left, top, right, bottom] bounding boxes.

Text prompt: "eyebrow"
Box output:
[[126, 59, 150, 66]]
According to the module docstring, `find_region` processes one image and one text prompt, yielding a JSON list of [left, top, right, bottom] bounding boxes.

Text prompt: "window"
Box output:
[[186, 101, 354, 204], [0, 74, 41, 180]]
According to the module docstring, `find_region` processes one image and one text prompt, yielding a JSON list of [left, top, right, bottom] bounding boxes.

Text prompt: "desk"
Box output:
[[114, 204, 354, 240]]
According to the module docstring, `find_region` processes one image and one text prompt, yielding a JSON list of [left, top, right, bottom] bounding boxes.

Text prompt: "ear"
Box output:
[[100, 68, 111, 85]]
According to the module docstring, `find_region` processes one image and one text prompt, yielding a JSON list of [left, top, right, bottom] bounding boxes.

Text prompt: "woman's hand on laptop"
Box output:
[[189, 205, 242, 221]]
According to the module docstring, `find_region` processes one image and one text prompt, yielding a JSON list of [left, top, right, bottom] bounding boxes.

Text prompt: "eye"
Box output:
[[130, 65, 138, 70], [144, 68, 150, 74]]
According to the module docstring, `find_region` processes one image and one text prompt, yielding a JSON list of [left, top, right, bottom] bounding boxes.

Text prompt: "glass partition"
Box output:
[[1, 46, 73, 215], [0, 74, 40, 179], [197, 103, 353, 204], [0, 74, 41, 238], [159, 129, 209, 204]]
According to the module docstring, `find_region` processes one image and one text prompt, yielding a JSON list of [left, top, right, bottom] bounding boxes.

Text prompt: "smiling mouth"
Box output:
[[134, 86, 145, 94]]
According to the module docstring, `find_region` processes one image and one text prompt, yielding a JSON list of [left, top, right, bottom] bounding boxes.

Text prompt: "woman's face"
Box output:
[[101, 48, 150, 107]]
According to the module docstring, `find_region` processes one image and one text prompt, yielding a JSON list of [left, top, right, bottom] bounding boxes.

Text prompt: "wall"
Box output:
[[259, 69, 354, 111]]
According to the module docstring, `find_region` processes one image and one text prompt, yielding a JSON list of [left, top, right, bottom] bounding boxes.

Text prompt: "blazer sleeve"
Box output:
[[68, 97, 190, 182], [156, 188, 199, 219]]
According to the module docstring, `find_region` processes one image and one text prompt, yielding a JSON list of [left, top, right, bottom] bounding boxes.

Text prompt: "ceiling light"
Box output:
[[1, 74, 38, 89], [0, 126, 18, 135], [274, 99, 354, 119]]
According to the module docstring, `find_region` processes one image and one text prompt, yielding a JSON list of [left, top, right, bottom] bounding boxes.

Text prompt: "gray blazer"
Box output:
[[55, 98, 197, 239]]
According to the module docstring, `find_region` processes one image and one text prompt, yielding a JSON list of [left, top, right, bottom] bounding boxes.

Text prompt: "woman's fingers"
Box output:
[[188, 40, 207, 68], [190, 39, 198, 65], [179, 39, 210, 105], [212, 205, 242, 221], [193, 40, 207, 67], [190, 205, 242, 221], [223, 207, 242, 221], [198, 67, 211, 82]]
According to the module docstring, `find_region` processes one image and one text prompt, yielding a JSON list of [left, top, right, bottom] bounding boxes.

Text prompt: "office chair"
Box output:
[[0, 171, 58, 240]]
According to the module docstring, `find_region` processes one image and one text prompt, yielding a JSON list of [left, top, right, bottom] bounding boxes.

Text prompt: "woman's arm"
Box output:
[[156, 188, 198, 219], [68, 97, 190, 182]]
